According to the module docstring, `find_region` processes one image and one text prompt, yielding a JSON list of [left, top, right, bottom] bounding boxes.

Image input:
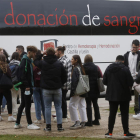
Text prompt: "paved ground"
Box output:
[[1, 97, 140, 139]]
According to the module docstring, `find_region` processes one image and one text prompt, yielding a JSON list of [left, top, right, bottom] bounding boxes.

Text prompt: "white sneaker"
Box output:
[[0, 116, 3, 121], [62, 118, 68, 123], [54, 117, 57, 122], [27, 124, 40, 130], [34, 120, 42, 124], [8, 116, 16, 122], [133, 113, 140, 120], [14, 123, 22, 129]]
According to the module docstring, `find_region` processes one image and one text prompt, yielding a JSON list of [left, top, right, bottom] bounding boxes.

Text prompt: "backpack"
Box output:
[[10, 59, 27, 85], [9, 64, 20, 84]]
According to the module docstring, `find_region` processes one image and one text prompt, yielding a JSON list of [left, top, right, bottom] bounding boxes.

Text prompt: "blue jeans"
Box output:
[[33, 87, 45, 120], [2, 96, 7, 109], [43, 88, 62, 124]]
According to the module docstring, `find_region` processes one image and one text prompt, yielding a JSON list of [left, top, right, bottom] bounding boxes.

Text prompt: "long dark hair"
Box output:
[[0, 54, 7, 73], [10, 52, 21, 61], [72, 55, 86, 75]]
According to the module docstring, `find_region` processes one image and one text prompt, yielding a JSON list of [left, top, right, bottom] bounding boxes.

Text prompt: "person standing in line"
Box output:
[[14, 46, 40, 130], [124, 39, 140, 115], [0, 54, 16, 122], [83, 54, 102, 126], [16, 45, 27, 115], [16, 45, 27, 59], [34, 47, 67, 132], [55, 46, 72, 123], [103, 55, 135, 138], [69, 55, 87, 129], [9, 52, 21, 116], [33, 50, 45, 124]]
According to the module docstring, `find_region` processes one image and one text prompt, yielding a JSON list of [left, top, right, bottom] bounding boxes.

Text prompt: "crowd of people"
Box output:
[[0, 39, 140, 138]]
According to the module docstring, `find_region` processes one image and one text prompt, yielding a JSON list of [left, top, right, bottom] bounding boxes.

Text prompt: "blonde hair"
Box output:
[[84, 54, 93, 63]]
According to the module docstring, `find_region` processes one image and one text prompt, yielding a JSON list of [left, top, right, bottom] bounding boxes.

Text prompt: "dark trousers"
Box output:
[[62, 89, 68, 118], [108, 101, 129, 134], [16, 88, 33, 124], [86, 97, 101, 123], [0, 90, 12, 114]]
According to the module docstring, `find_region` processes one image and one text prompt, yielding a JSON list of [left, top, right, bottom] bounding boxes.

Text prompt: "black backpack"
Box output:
[[9, 59, 27, 85], [9, 64, 20, 84]]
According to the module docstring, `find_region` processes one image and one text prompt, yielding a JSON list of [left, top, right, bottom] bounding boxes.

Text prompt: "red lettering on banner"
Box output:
[[70, 15, 78, 25], [104, 16, 110, 26], [27, 14, 36, 25], [4, 2, 15, 25], [111, 16, 119, 26], [47, 14, 55, 25], [16, 14, 26, 25], [120, 16, 128, 26], [37, 14, 46, 25], [59, 10, 69, 25], [129, 16, 138, 34]]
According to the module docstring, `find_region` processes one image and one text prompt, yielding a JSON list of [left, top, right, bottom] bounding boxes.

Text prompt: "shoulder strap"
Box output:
[[76, 67, 82, 76], [20, 58, 27, 72]]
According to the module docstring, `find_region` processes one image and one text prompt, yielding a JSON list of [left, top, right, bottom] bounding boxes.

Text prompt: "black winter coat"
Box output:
[[83, 62, 102, 98], [103, 62, 133, 101], [19, 58, 33, 88], [34, 54, 67, 90], [70, 66, 88, 98]]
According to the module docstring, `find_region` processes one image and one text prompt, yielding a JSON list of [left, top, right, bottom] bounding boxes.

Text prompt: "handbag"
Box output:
[[133, 82, 140, 94], [97, 78, 105, 92], [0, 69, 13, 89], [96, 67, 105, 92], [74, 67, 90, 96]]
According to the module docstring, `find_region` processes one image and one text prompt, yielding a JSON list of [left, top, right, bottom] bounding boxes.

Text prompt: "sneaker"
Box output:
[[27, 124, 40, 130], [62, 118, 68, 123], [57, 124, 64, 132], [8, 116, 16, 122], [105, 132, 112, 138], [85, 122, 93, 127], [124, 132, 136, 138], [0, 116, 4, 121], [14, 123, 22, 129], [34, 120, 42, 124], [80, 122, 86, 128], [92, 120, 100, 125], [133, 113, 140, 120], [44, 124, 51, 132], [52, 114, 56, 118], [70, 121, 81, 130], [54, 117, 57, 123]]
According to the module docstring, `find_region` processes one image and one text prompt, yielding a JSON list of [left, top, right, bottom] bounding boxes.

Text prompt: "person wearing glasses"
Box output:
[[124, 39, 140, 116]]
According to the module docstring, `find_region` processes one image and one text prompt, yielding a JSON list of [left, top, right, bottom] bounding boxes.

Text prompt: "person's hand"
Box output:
[[26, 88, 30, 91]]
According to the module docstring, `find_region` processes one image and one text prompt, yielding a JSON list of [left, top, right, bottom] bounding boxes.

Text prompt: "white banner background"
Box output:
[[0, 35, 140, 73]]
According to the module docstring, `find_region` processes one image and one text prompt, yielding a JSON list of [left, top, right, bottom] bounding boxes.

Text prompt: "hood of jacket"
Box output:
[[107, 62, 125, 73], [44, 55, 57, 64], [10, 59, 20, 65]]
